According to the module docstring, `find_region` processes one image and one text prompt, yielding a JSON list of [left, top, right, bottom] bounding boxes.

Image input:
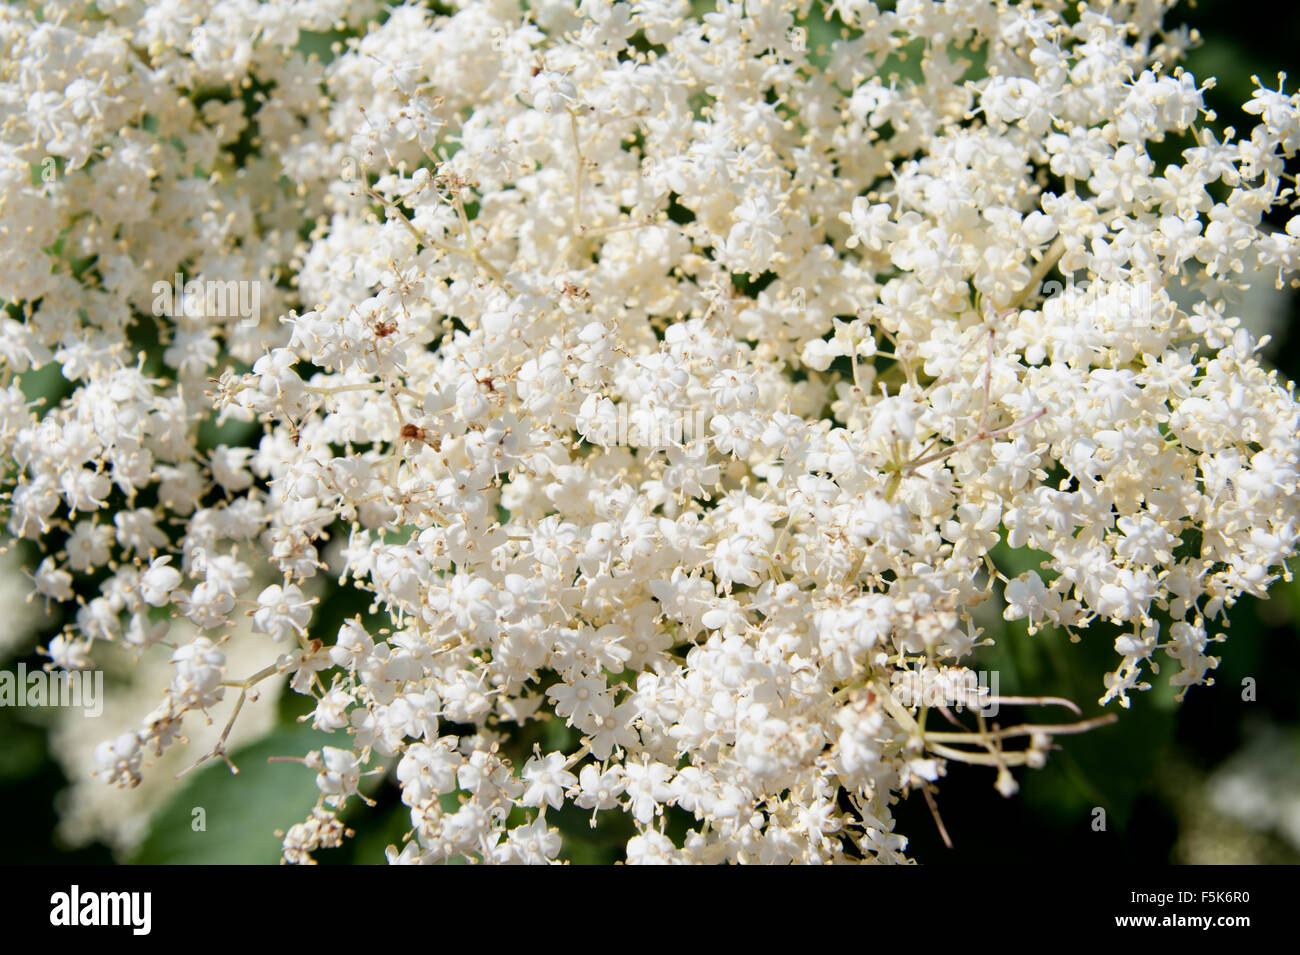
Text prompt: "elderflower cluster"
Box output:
[[2, 0, 1299, 864]]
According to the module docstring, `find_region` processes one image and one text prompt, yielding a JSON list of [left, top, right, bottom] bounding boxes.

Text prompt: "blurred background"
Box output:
[[1, 0, 1297, 864]]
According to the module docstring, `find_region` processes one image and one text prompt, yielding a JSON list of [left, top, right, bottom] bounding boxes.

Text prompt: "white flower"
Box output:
[[520, 752, 578, 810], [170, 636, 225, 710], [314, 746, 362, 802], [139, 556, 182, 607], [626, 830, 677, 865], [252, 584, 314, 642], [93, 733, 143, 789], [2, 0, 1299, 866], [624, 759, 674, 825]]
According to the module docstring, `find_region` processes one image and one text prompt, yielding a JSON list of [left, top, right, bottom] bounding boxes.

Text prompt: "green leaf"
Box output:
[[130, 722, 335, 865], [0, 712, 48, 782]]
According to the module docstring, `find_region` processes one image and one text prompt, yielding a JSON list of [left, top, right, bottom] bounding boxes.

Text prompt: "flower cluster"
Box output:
[[2, 0, 1299, 864]]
